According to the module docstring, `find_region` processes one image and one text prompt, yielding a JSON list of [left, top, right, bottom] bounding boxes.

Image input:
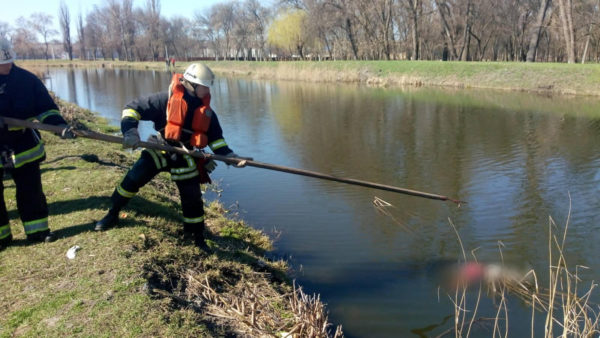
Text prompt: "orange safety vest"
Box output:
[[164, 73, 211, 148]]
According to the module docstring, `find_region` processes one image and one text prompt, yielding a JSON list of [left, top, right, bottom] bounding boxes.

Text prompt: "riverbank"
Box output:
[[0, 97, 342, 336], [19, 59, 600, 97]]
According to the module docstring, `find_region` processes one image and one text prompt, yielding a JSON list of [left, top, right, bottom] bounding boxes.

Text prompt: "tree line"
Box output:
[[0, 0, 598, 63]]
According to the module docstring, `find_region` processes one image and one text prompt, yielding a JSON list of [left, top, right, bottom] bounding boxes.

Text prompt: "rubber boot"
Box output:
[[27, 230, 56, 243], [95, 209, 120, 231], [183, 222, 210, 252], [194, 231, 211, 252], [0, 233, 12, 251], [95, 191, 130, 231]]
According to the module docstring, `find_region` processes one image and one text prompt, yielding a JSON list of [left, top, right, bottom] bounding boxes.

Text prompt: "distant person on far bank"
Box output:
[[95, 63, 244, 250], [0, 37, 77, 250]]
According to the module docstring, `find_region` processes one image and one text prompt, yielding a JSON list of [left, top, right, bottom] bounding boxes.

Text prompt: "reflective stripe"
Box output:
[[171, 171, 199, 181], [170, 155, 196, 174], [122, 109, 141, 120], [209, 139, 227, 151], [183, 215, 205, 224], [117, 184, 136, 198], [0, 224, 11, 240], [37, 109, 61, 123], [13, 142, 45, 168], [147, 149, 167, 169], [23, 217, 49, 235], [8, 126, 25, 131]]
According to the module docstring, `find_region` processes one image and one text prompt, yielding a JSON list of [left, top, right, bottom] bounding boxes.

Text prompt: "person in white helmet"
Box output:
[[0, 37, 76, 250], [95, 63, 241, 250]]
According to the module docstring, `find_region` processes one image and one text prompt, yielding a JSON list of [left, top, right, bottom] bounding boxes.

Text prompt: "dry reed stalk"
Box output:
[[446, 194, 600, 337], [185, 271, 343, 337]]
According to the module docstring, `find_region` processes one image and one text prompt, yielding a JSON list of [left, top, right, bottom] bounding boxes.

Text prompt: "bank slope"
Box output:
[[0, 98, 342, 337]]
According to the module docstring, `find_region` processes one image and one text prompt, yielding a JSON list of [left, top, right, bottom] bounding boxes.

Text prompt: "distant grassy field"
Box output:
[[20, 59, 600, 96]]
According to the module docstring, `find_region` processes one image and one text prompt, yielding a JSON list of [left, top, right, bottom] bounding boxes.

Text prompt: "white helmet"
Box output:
[[0, 37, 15, 64], [183, 63, 214, 88]]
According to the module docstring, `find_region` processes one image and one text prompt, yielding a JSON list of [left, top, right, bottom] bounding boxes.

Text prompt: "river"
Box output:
[[43, 67, 600, 337]]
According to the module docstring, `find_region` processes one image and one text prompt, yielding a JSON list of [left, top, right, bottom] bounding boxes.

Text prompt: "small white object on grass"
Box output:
[[66, 245, 81, 259]]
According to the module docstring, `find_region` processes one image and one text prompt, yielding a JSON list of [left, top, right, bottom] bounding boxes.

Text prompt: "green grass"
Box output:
[[19, 59, 600, 96], [0, 98, 325, 336]]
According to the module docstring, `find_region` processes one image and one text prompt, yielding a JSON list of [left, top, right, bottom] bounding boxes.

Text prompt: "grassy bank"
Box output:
[[19, 59, 600, 97], [0, 98, 342, 336]]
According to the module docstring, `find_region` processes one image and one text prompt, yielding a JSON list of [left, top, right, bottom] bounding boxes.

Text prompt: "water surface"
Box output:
[[44, 67, 600, 337]]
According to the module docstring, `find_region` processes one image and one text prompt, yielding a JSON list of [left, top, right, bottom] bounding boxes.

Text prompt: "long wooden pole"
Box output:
[[1, 117, 466, 204]]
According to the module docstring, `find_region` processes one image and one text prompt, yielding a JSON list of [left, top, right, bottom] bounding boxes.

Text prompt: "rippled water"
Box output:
[[43, 67, 600, 337]]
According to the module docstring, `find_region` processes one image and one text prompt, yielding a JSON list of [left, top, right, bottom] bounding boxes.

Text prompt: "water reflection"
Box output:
[[40, 67, 600, 337]]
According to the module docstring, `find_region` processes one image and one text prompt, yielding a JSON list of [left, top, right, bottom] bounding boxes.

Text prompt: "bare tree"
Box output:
[[30, 13, 57, 60], [526, 0, 552, 61], [13, 17, 39, 59], [77, 12, 86, 60], [59, 1, 73, 60], [0, 21, 10, 40], [405, 0, 423, 60], [557, 0, 576, 62]]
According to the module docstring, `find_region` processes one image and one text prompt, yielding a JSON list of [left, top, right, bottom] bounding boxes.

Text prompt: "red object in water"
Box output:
[[460, 262, 485, 283]]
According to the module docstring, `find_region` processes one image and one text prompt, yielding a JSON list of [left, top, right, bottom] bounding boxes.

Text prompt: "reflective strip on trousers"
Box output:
[[171, 171, 199, 181], [117, 184, 136, 198], [170, 155, 196, 174], [13, 142, 46, 169], [171, 155, 199, 181], [209, 138, 227, 151], [0, 224, 11, 240], [23, 217, 49, 235], [147, 149, 167, 170], [183, 215, 205, 224]]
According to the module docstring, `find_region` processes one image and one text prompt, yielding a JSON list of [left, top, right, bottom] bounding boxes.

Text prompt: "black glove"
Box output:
[[123, 128, 140, 149], [204, 160, 217, 173], [58, 124, 77, 139]]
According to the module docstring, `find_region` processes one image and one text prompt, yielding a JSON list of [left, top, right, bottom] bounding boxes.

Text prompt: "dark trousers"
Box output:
[[110, 150, 205, 233], [0, 161, 50, 237]]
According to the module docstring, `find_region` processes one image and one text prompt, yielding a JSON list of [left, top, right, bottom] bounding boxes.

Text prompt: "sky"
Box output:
[[3, 0, 235, 32]]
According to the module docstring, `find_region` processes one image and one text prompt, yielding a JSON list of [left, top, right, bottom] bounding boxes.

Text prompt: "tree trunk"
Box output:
[[459, 0, 473, 61], [436, 0, 458, 60], [557, 0, 576, 63], [345, 18, 359, 60], [526, 0, 552, 62], [581, 24, 592, 64], [407, 0, 421, 60]]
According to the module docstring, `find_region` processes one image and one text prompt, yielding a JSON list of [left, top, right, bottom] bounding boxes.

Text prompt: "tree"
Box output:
[[267, 10, 310, 58], [557, 0, 576, 63], [77, 12, 86, 60], [0, 21, 10, 40], [59, 1, 73, 60], [243, 0, 271, 60], [405, 0, 423, 60], [526, 0, 552, 62], [30, 13, 57, 60]]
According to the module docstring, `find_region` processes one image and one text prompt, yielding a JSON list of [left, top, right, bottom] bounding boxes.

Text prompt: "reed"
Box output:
[[446, 197, 600, 337], [185, 272, 343, 337]]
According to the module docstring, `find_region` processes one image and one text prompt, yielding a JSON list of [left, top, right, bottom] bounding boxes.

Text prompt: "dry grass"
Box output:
[[446, 197, 600, 337], [185, 272, 343, 338]]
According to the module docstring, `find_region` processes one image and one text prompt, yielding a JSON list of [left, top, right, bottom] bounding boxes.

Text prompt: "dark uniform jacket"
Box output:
[[121, 90, 233, 156], [0, 65, 67, 168]]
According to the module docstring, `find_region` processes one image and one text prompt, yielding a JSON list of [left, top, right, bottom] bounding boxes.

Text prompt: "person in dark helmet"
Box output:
[[0, 37, 76, 250], [95, 63, 242, 249]]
